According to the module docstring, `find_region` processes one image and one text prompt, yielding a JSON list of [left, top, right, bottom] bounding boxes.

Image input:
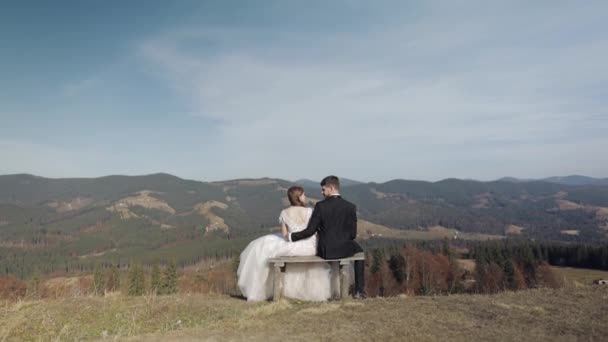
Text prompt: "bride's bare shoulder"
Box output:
[[284, 206, 311, 213]]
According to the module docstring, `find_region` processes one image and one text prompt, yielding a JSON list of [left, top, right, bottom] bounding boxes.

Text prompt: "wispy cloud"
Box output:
[[2, 1, 606, 181], [62, 77, 102, 97], [136, 1, 608, 180]]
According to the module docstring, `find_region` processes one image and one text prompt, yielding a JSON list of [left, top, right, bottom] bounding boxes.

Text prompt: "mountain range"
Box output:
[[1, 173, 607, 277], [497, 175, 608, 186]]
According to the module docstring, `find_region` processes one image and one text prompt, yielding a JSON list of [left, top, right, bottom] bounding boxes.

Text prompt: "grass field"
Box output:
[[551, 266, 608, 287], [1, 285, 607, 341]]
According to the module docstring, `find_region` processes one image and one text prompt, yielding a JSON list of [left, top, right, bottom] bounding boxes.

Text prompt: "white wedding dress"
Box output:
[[237, 207, 331, 302]]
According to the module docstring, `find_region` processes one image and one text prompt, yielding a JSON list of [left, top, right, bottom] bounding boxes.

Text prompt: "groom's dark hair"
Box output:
[[320, 175, 340, 189]]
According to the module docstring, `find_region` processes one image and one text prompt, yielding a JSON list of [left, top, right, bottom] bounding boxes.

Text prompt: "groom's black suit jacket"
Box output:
[[291, 195, 363, 260]]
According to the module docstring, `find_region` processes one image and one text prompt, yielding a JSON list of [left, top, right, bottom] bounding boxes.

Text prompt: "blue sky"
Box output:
[[1, 1, 607, 182]]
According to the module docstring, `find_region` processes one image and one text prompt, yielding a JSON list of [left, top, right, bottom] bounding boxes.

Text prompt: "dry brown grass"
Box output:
[[551, 266, 608, 287], [2, 286, 604, 341]]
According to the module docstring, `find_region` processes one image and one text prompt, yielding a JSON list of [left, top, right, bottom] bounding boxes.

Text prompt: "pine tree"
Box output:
[[503, 259, 516, 290], [128, 263, 145, 296], [388, 254, 405, 284], [441, 238, 453, 260], [106, 264, 120, 292], [370, 249, 385, 274], [151, 262, 161, 295], [601, 246, 608, 270], [161, 259, 178, 295], [27, 271, 40, 300], [93, 264, 105, 296]]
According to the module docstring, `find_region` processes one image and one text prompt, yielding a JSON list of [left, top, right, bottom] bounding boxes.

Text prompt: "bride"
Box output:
[[237, 186, 331, 301]]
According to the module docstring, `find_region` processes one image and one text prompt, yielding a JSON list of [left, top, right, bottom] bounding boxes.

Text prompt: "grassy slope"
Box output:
[[1, 286, 606, 341], [552, 266, 608, 286]]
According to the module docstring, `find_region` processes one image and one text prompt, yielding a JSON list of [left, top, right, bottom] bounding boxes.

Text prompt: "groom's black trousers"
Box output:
[[355, 259, 365, 294]]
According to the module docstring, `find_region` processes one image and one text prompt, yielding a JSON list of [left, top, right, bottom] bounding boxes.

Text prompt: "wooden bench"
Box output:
[[268, 252, 365, 301]]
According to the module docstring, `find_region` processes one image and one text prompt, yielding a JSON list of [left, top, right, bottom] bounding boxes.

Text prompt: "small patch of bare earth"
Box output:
[[456, 259, 476, 272], [370, 188, 388, 199], [472, 192, 491, 208], [505, 224, 525, 235], [78, 248, 117, 259], [595, 207, 608, 224], [107, 191, 175, 219], [0, 240, 45, 249], [47, 197, 93, 213], [553, 191, 568, 199], [560, 230, 580, 236], [194, 201, 229, 233], [555, 199, 584, 210]]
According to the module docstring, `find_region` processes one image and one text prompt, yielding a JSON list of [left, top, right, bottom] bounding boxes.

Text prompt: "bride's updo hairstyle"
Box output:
[[287, 186, 306, 207]]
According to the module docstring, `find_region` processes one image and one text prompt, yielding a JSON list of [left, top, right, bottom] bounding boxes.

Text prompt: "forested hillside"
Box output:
[[1, 173, 607, 277]]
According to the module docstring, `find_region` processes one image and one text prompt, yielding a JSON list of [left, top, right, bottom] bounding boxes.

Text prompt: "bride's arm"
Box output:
[[281, 222, 288, 239]]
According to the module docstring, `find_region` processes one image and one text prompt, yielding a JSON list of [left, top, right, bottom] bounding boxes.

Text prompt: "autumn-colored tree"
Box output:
[[0, 275, 27, 300], [535, 262, 562, 289]]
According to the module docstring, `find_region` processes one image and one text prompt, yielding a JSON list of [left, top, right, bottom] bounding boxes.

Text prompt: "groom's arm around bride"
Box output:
[[289, 175, 366, 297]]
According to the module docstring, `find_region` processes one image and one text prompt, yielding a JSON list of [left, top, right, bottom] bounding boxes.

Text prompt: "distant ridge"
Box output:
[[294, 178, 365, 188], [498, 175, 608, 185]]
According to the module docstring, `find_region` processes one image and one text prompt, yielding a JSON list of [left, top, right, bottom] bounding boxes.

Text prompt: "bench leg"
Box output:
[[340, 263, 350, 300], [331, 261, 340, 299], [273, 263, 285, 301]]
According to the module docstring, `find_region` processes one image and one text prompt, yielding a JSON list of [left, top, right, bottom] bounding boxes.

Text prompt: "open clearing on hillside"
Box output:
[[1, 286, 606, 341], [552, 266, 608, 286], [358, 221, 503, 241]]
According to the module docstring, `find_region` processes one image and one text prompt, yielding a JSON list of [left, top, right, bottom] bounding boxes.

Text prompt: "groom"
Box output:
[[288, 175, 366, 298]]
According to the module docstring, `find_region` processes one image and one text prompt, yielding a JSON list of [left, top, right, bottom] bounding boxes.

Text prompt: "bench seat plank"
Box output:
[[268, 252, 364, 264]]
